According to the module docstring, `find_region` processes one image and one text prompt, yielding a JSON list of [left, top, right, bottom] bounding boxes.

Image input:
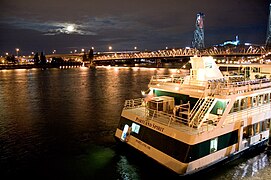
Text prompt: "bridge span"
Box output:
[[92, 45, 268, 62], [40, 45, 270, 67]]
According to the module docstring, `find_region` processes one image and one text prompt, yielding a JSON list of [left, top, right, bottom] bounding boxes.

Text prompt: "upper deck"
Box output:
[[122, 57, 271, 134], [149, 74, 271, 98], [122, 94, 271, 135]]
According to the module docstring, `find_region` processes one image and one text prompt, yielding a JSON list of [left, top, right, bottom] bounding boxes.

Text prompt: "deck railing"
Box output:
[[124, 98, 145, 109], [123, 98, 220, 134], [123, 77, 271, 133], [150, 75, 185, 85], [150, 74, 271, 96], [225, 103, 271, 125], [207, 78, 271, 96]]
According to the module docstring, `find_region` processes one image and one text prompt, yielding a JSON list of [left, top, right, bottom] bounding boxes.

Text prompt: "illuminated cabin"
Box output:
[[114, 56, 271, 175]]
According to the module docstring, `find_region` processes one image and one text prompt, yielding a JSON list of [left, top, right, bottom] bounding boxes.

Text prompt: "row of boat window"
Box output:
[[207, 77, 270, 85], [230, 92, 271, 113], [242, 118, 270, 139]]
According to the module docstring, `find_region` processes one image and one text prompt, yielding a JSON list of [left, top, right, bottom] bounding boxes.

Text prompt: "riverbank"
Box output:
[[0, 62, 83, 70]]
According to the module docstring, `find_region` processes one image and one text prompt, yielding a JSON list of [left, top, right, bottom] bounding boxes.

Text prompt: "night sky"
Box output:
[[0, 0, 270, 55]]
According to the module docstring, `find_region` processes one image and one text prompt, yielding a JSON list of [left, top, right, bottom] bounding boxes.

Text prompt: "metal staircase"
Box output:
[[188, 96, 215, 128]]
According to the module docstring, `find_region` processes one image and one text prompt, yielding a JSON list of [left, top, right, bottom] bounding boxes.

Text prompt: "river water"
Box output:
[[0, 66, 271, 180]]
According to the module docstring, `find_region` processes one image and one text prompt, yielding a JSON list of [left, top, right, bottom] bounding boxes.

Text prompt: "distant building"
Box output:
[[216, 35, 240, 47]]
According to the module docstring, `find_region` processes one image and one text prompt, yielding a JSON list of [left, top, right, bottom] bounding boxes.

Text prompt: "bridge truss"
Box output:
[[93, 45, 269, 62]]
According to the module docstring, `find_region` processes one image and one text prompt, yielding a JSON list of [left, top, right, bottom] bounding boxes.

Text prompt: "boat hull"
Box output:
[[115, 116, 269, 175]]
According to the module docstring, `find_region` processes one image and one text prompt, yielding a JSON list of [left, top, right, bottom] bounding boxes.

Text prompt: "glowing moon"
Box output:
[[67, 25, 75, 32]]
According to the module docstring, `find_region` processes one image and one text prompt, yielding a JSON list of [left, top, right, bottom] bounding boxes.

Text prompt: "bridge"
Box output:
[[91, 45, 269, 64], [39, 44, 270, 67], [93, 45, 267, 61]]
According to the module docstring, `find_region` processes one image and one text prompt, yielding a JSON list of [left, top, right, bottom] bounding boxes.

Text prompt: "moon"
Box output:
[[66, 25, 75, 32]]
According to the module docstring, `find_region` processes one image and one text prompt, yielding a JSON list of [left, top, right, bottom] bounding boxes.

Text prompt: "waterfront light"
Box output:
[[16, 48, 19, 57]]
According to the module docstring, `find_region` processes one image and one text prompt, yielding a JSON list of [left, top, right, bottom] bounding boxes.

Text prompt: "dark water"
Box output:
[[0, 67, 270, 180]]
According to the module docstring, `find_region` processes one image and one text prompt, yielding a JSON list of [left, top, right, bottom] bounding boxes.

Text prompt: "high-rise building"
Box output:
[[192, 12, 205, 49]]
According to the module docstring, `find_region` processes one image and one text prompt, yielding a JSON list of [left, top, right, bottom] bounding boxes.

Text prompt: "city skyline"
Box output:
[[0, 0, 270, 55]]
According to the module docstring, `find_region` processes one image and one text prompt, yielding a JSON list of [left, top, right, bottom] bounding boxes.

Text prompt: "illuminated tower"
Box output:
[[266, 3, 271, 47], [192, 12, 205, 49]]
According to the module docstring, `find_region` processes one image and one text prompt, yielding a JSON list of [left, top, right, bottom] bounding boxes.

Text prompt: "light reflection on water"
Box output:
[[0, 66, 271, 179], [117, 155, 140, 180], [222, 152, 270, 180]]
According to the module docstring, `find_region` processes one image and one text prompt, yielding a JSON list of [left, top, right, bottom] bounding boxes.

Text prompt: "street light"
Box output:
[[109, 46, 112, 51], [16, 48, 19, 57]]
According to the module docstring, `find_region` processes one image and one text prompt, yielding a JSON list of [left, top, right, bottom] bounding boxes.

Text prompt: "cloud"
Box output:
[[0, 0, 268, 53], [0, 17, 97, 35]]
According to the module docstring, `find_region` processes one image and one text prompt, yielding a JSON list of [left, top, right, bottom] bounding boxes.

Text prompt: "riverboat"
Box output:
[[114, 56, 271, 175]]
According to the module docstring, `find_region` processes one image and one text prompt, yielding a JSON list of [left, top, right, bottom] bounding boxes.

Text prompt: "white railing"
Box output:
[[124, 98, 145, 109], [150, 75, 185, 85], [150, 74, 271, 96], [122, 98, 220, 134], [225, 103, 271, 124], [207, 78, 271, 96]]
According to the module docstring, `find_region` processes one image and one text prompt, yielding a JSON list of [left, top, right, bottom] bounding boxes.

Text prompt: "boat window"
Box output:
[[259, 95, 264, 105], [247, 97, 252, 108], [267, 119, 271, 130], [121, 124, 130, 141], [131, 123, 140, 134], [210, 138, 218, 153], [248, 125, 253, 136], [252, 96, 257, 107], [240, 98, 246, 110], [252, 67, 260, 73], [261, 121, 266, 131], [254, 123, 260, 134], [233, 100, 239, 112], [263, 94, 268, 104], [243, 126, 249, 139]]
